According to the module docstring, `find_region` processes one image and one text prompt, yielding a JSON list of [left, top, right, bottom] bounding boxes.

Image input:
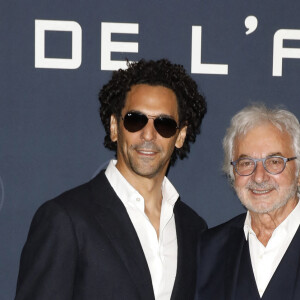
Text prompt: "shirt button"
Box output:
[[136, 198, 140, 202]]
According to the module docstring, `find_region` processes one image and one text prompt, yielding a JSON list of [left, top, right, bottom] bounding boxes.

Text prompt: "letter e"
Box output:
[[101, 22, 139, 71]]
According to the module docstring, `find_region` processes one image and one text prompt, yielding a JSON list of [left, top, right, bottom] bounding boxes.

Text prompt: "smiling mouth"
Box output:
[[136, 150, 157, 155], [251, 189, 274, 195]]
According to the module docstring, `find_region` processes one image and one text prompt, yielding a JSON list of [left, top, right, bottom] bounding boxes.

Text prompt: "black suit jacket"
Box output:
[[196, 213, 300, 300], [15, 170, 207, 300]]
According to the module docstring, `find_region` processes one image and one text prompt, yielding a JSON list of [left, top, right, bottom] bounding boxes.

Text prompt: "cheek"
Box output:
[[234, 176, 248, 189], [278, 176, 296, 189], [273, 168, 295, 187], [118, 129, 135, 146], [164, 139, 177, 155]]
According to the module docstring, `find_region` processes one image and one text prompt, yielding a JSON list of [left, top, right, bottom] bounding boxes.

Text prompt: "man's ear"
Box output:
[[175, 125, 187, 149], [110, 115, 118, 142]]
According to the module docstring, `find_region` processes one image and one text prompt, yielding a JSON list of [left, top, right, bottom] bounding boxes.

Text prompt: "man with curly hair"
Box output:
[[15, 59, 207, 300]]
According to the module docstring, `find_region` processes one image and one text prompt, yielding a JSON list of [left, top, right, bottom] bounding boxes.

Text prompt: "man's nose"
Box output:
[[140, 119, 157, 141], [252, 161, 270, 183]]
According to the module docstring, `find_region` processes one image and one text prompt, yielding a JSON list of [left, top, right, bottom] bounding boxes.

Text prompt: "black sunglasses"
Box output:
[[122, 111, 179, 138]]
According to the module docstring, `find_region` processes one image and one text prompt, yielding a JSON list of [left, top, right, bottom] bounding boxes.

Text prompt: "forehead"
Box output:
[[234, 123, 294, 158], [123, 84, 178, 118]]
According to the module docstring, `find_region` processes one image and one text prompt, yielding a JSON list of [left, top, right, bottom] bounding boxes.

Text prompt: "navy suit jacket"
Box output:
[[15, 170, 207, 300], [196, 213, 300, 300]]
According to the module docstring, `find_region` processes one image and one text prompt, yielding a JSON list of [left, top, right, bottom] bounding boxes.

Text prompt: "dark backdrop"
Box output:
[[1, 1, 300, 298]]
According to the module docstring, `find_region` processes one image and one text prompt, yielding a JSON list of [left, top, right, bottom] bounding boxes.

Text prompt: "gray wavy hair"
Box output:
[[223, 103, 300, 195]]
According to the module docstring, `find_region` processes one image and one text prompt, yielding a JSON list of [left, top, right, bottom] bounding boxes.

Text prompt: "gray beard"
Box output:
[[235, 180, 298, 214]]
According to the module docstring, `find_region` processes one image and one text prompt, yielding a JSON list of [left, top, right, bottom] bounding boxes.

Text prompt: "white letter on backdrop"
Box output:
[[35, 20, 82, 69], [273, 29, 300, 76], [191, 26, 228, 75], [101, 22, 139, 70]]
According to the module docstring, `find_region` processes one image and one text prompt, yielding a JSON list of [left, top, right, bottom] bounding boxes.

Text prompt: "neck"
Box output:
[[250, 197, 299, 246], [130, 175, 165, 239], [115, 164, 166, 238]]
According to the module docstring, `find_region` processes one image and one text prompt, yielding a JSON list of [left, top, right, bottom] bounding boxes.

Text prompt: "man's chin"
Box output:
[[130, 164, 161, 179], [241, 199, 288, 214]]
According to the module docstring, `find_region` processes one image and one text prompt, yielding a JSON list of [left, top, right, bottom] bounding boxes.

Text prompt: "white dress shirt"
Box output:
[[105, 160, 178, 300], [244, 200, 300, 297]]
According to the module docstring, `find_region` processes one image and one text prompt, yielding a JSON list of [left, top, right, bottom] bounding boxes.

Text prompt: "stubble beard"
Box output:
[[127, 141, 172, 179], [235, 179, 299, 214]]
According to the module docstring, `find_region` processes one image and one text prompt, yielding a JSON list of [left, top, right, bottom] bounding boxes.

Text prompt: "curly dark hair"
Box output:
[[99, 59, 207, 165]]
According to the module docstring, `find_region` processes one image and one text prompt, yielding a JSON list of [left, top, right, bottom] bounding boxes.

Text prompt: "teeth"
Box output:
[[252, 189, 271, 194], [139, 151, 155, 154]]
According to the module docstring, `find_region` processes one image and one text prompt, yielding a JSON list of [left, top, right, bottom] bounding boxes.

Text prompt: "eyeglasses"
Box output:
[[231, 156, 297, 176], [122, 111, 179, 138]]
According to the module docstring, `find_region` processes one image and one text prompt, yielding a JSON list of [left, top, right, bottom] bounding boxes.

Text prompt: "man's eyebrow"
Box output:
[[237, 154, 251, 159], [157, 113, 176, 119], [267, 152, 283, 157], [237, 152, 284, 159], [126, 110, 141, 113]]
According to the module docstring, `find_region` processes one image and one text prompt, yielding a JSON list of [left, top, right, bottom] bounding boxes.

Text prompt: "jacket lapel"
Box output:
[[89, 171, 155, 300], [224, 225, 246, 300], [262, 225, 300, 300], [171, 200, 198, 300]]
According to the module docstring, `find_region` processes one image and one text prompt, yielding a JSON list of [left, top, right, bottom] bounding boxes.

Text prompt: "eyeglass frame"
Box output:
[[231, 155, 297, 176]]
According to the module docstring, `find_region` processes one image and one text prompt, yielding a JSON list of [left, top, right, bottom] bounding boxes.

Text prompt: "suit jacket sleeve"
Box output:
[[15, 201, 78, 300]]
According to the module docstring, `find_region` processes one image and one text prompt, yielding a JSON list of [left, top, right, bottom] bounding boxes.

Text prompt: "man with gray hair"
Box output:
[[196, 104, 300, 300]]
